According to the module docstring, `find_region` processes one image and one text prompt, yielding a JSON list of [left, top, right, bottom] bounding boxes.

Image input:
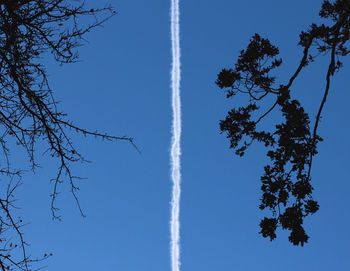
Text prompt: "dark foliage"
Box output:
[[216, 0, 350, 246], [0, 0, 136, 270]]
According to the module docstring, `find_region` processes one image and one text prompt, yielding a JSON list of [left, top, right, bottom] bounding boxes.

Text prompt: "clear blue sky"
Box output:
[[14, 0, 350, 270]]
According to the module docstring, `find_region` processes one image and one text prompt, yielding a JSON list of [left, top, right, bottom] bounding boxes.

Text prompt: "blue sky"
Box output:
[[13, 0, 350, 270]]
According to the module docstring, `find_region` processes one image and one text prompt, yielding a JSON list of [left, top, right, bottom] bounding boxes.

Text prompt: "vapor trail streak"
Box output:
[[170, 0, 181, 271]]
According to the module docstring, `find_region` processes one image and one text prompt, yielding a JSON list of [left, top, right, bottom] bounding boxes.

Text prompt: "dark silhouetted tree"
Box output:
[[216, 0, 350, 246], [0, 0, 137, 270]]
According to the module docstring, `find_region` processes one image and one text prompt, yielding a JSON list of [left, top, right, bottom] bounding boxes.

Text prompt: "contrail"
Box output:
[[170, 0, 181, 271]]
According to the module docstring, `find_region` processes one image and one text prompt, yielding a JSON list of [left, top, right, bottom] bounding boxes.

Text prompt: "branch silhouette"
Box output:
[[216, 0, 350, 246], [0, 0, 135, 269]]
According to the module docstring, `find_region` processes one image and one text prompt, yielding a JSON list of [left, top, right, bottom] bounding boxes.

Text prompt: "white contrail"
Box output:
[[170, 0, 181, 271]]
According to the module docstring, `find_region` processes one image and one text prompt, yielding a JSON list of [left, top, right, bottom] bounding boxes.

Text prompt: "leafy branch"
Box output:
[[216, 0, 350, 246]]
